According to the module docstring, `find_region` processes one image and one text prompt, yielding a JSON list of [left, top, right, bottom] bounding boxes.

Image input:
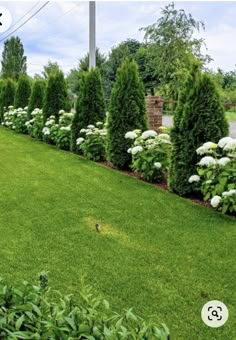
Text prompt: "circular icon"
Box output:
[[201, 300, 229, 328], [0, 7, 12, 33]]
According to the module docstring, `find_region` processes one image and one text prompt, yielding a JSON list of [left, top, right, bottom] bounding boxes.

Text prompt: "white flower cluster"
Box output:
[[217, 157, 231, 166], [222, 189, 236, 197], [2, 107, 28, 130], [125, 131, 137, 140], [199, 156, 217, 167], [197, 137, 236, 168], [218, 136, 236, 153], [210, 189, 236, 209], [31, 108, 42, 116], [46, 116, 55, 127], [188, 175, 200, 183], [154, 162, 162, 169], [131, 146, 143, 155], [141, 130, 157, 140], [80, 123, 107, 137], [210, 196, 222, 208], [196, 142, 217, 155], [42, 127, 50, 136], [60, 126, 71, 132], [76, 137, 84, 145]]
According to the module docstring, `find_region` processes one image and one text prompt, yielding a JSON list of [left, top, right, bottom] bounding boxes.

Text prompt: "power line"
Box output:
[[0, 2, 50, 43], [0, 1, 41, 38]]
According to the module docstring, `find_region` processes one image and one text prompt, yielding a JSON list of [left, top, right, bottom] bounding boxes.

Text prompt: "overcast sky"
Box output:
[[0, 1, 236, 76]]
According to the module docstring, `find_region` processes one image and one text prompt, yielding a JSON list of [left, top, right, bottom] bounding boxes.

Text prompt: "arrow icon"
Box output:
[[0, 13, 2, 26]]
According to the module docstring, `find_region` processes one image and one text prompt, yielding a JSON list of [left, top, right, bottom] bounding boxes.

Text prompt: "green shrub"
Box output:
[[126, 129, 172, 182], [0, 79, 15, 121], [71, 72, 87, 152], [169, 64, 229, 195], [43, 70, 69, 124], [77, 122, 107, 161], [0, 274, 170, 339], [189, 137, 236, 214], [28, 79, 46, 118], [71, 68, 105, 153], [107, 59, 147, 169], [14, 75, 31, 109]]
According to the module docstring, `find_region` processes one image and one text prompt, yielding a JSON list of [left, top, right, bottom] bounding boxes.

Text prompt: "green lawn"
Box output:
[[226, 110, 236, 122], [0, 127, 235, 339]]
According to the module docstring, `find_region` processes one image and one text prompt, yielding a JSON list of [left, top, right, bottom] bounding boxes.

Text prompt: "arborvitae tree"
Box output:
[[14, 75, 31, 109], [71, 72, 87, 152], [0, 79, 15, 121], [77, 68, 105, 129], [107, 59, 147, 169], [169, 66, 229, 196], [1, 36, 27, 80], [0, 79, 4, 110], [28, 79, 46, 118], [43, 70, 69, 123]]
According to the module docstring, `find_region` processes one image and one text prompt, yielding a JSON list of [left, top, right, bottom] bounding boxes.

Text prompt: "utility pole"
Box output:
[[89, 1, 96, 70]]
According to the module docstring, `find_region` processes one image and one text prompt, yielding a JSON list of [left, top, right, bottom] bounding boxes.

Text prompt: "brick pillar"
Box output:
[[146, 96, 163, 131]]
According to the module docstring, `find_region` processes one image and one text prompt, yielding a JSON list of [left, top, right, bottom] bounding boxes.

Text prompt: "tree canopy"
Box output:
[[1, 37, 27, 80], [141, 2, 211, 99]]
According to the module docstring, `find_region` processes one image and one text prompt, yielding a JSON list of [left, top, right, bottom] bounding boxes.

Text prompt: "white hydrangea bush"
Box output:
[[125, 129, 172, 182], [2, 106, 28, 134], [42, 115, 58, 144], [77, 122, 107, 161], [189, 137, 236, 214], [25, 108, 44, 139], [42, 111, 74, 150]]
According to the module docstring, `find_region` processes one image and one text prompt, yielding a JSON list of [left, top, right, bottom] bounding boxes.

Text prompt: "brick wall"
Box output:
[[145, 96, 163, 131]]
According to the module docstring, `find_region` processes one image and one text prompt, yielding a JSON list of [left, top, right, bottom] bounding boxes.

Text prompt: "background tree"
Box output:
[[75, 68, 105, 131], [78, 48, 106, 73], [105, 39, 141, 98], [67, 49, 106, 97], [43, 70, 69, 123], [14, 75, 31, 109], [135, 45, 159, 95], [0, 79, 15, 120], [28, 79, 46, 118], [169, 64, 229, 195], [1, 37, 27, 80], [71, 72, 87, 152], [107, 59, 147, 169], [42, 61, 60, 79], [141, 2, 211, 99]]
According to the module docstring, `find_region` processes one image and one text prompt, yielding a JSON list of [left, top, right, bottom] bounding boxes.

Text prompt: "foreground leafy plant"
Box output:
[[0, 274, 170, 339]]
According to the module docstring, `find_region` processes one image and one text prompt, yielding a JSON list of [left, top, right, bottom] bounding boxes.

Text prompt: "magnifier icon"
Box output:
[[212, 310, 219, 318]]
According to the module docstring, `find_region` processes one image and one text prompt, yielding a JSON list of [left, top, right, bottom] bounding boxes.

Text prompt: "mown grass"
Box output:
[[0, 127, 235, 339], [226, 110, 236, 122]]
